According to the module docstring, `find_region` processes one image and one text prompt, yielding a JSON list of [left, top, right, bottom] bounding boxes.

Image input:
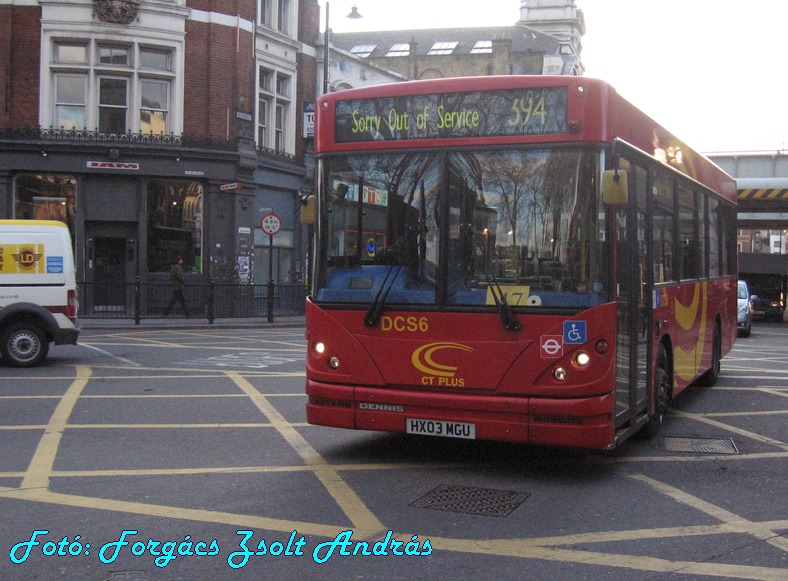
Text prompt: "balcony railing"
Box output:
[[0, 126, 235, 151], [78, 281, 308, 324], [0, 126, 300, 163]]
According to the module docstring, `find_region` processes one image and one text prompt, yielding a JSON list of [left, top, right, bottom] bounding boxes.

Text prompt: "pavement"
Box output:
[[78, 315, 305, 330]]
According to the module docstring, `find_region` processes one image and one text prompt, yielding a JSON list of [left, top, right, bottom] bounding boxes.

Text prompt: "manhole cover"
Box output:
[[411, 484, 530, 517], [660, 436, 738, 454]]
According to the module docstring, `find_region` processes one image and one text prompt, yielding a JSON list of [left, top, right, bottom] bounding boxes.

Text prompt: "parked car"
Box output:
[[748, 278, 786, 323], [737, 280, 753, 337]]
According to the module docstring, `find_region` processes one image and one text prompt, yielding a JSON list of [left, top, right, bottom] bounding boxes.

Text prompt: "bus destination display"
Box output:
[[334, 86, 568, 143]]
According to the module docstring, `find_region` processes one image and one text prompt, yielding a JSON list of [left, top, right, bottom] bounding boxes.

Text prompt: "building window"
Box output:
[[98, 44, 130, 66], [386, 43, 410, 57], [14, 174, 78, 241], [350, 45, 376, 57], [141, 80, 169, 134], [260, 0, 272, 25], [257, 99, 268, 147], [140, 48, 172, 71], [55, 43, 87, 64], [50, 40, 175, 134], [257, 66, 291, 153], [275, 102, 285, 151], [471, 40, 492, 54], [276, 74, 290, 99], [147, 180, 204, 274], [260, 0, 290, 34], [98, 77, 128, 133], [54, 74, 86, 130], [428, 41, 458, 55], [277, 0, 290, 33]]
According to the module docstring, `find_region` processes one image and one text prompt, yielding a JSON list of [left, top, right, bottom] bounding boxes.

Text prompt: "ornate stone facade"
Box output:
[[93, 0, 141, 25]]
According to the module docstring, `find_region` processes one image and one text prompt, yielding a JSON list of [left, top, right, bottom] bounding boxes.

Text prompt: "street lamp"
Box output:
[[323, 2, 363, 94]]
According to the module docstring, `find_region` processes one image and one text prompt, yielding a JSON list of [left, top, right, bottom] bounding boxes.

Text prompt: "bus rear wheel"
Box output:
[[642, 344, 670, 439], [696, 322, 721, 387]]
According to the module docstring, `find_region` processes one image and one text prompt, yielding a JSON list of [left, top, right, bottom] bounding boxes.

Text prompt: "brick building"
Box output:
[[0, 0, 322, 313]]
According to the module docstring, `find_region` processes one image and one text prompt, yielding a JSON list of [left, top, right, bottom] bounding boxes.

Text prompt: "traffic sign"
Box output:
[[260, 212, 281, 235]]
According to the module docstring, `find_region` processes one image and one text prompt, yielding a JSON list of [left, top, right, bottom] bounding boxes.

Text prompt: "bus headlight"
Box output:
[[314, 341, 326, 355], [573, 351, 591, 368], [328, 356, 341, 369], [553, 366, 568, 381]]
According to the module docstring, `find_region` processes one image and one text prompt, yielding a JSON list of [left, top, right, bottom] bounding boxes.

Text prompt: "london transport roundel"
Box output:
[[260, 212, 281, 235]]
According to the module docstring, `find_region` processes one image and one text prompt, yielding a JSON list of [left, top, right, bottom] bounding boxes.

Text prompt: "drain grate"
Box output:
[[660, 436, 738, 454], [411, 484, 530, 517]]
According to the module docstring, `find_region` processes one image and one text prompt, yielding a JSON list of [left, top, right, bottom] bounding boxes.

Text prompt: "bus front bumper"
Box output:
[[306, 381, 615, 450]]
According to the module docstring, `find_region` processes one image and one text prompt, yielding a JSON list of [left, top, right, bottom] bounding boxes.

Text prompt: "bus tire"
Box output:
[[642, 344, 670, 439], [696, 322, 721, 387], [0, 322, 49, 368]]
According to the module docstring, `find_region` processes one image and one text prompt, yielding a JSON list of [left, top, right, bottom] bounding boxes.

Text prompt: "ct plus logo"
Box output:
[[411, 342, 473, 387]]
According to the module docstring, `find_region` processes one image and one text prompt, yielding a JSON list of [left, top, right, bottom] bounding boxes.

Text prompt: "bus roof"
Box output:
[[316, 76, 736, 203]]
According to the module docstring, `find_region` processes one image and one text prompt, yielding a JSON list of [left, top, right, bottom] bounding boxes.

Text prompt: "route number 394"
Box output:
[[508, 96, 547, 127]]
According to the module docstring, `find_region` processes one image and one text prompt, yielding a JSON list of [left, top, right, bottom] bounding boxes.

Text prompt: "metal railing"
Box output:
[[78, 280, 308, 324]]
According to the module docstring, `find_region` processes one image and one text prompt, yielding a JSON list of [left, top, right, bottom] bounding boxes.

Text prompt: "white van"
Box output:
[[0, 220, 80, 366]]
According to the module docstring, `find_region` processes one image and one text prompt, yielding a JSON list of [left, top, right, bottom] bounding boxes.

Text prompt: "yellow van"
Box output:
[[0, 220, 80, 366]]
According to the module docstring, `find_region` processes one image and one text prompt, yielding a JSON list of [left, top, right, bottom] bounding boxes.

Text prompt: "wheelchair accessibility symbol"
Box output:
[[563, 321, 587, 344]]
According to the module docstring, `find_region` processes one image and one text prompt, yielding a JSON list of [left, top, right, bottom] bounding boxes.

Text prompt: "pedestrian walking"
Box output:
[[163, 255, 189, 316]]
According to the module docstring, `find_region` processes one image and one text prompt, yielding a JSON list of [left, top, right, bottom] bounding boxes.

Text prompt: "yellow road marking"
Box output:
[[1, 372, 306, 380], [226, 370, 385, 537], [19, 366, 91, 490], [424, 536, 783, 580], [1, 487, 345, 539], [670, 410, 788, 451], [0, 394, 303, 399], [630, 474, 788, 553], [0, 361, 785, 580], [0, 483, 784, 580]]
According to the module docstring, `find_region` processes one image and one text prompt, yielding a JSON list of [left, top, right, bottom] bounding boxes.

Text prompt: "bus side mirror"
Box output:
[[602, 169, 629, 205]]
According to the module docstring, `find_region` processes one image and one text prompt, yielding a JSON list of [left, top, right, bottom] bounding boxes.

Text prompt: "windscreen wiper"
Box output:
[[489, 281, 522, 332], [364, 265, 401, 327], [479, 254, 522, 332]]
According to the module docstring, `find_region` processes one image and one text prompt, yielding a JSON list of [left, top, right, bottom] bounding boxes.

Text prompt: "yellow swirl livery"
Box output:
[[673, 282, 708, 381]]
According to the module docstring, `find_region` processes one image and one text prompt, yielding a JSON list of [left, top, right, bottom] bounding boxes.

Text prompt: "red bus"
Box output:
[[305, 76, 738, 450]]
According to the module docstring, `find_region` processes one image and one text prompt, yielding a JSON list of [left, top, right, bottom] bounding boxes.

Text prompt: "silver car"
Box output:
[[737, 280, 753, 337]]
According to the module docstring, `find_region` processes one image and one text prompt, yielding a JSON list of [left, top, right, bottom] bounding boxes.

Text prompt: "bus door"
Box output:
[[614, 163, 652, 430]]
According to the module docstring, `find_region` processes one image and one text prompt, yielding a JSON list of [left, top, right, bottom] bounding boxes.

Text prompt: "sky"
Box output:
[[322, 0, 788, 153]]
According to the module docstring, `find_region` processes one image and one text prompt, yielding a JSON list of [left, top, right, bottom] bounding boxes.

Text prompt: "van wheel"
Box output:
[[641, 344, 670, 439], [1, 323, 49, 367]]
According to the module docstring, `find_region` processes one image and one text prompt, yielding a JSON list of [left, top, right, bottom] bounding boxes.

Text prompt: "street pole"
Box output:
[[267, 232, 274, 323], [323, 2, 330, 94]]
